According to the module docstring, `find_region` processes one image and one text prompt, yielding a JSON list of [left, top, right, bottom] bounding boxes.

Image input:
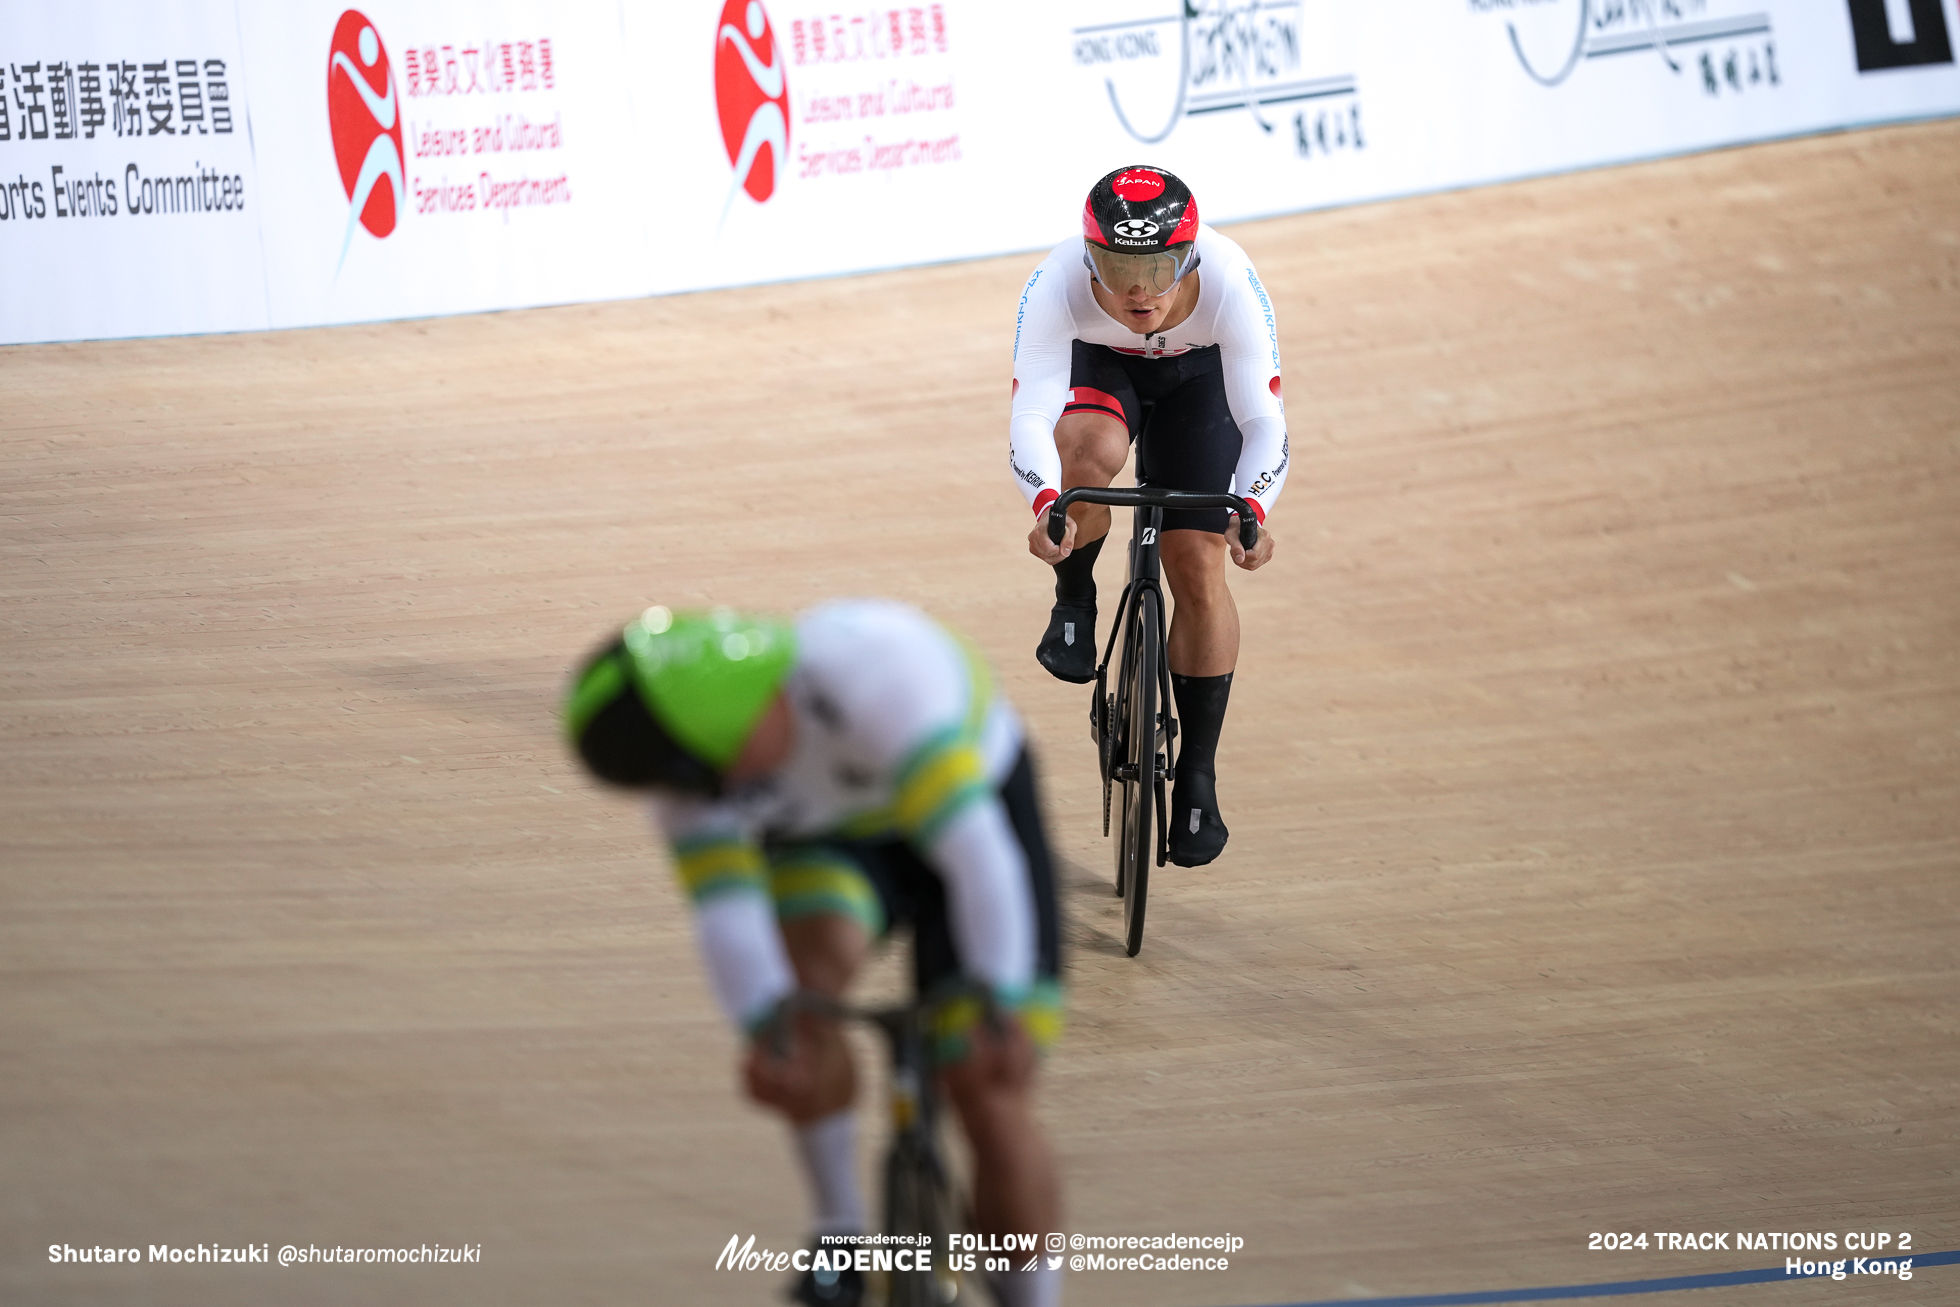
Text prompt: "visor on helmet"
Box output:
[[1084, 239, 1198, 297]]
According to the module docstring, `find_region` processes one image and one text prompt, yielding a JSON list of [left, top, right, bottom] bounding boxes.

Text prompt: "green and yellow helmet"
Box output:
[[565, 606, 797, 793]]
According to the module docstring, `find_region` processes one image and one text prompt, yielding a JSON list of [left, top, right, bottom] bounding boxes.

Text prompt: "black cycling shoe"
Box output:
[[1166, 768, 1229, 866], [789, 1262, 865, 1306], [1036, 599, 1097, 684]]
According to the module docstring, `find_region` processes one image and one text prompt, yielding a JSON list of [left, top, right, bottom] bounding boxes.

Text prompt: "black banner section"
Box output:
[[1846, 0, 1954, 71]]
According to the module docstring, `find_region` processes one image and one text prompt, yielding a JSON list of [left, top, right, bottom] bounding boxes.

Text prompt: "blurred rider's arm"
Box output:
[[655, 800, 797, 1033]]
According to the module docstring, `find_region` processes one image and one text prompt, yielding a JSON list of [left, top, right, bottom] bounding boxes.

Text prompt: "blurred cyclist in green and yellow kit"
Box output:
[[565, 598, 1063, 1307]]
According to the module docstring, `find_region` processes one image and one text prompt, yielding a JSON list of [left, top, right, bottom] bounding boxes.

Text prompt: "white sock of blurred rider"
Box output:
[[793, 1109, 864, 1236]]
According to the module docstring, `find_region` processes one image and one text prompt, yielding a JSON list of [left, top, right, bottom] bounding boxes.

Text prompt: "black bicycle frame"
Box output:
[[765, 991, 962, 1303], [1045, 485, 1257, 863]]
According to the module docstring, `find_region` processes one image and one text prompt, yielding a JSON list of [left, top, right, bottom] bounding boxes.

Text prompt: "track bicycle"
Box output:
[[766, 988, 985, 1307], [1044, 485, 1258, 957]]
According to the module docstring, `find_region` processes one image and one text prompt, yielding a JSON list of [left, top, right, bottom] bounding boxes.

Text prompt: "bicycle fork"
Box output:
[[1093, 505, 1179, 860]]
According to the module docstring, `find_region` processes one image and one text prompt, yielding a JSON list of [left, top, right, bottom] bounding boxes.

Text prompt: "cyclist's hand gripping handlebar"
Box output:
[[1045, 487, 1259, 551], [756, 990, 847, 1058], [1044, 504, 1067, 547]]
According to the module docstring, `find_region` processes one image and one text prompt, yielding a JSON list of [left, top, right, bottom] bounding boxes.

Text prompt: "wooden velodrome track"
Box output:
[[4, 121, 1958, 1307]]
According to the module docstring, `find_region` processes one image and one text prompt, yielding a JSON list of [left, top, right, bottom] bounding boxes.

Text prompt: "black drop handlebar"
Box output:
[[1045, 487, 1259, 552]]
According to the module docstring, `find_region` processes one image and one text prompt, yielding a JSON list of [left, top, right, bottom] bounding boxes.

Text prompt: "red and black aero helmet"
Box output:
[[1081, 165, 1201, 295]]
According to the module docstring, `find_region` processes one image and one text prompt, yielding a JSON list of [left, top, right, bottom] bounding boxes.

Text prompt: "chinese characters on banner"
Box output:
[[1, 58, 232, 142]]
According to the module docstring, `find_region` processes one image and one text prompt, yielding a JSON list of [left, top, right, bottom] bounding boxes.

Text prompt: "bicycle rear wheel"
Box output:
[[884, 1135, 965, 1306], [1114, 587, 1158, 957]]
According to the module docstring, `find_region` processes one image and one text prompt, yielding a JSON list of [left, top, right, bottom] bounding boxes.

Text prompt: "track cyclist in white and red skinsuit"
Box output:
[[1010, 164, 1288, 867], [565, 600, 1063, 1307]]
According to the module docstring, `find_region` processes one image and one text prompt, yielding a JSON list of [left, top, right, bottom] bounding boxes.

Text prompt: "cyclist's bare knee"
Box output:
[[1055, 411, 1128, 486], [780, 912, 868, 998], [944, 1070, 1037, 1154], [941, 1047, 1035, 1102], [1160, 529, 1229, 599]]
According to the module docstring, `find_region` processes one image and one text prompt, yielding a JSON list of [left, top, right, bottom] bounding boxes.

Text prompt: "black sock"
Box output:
[[1051, 532, 1105, 605], [1171, 672, 1233, 780]]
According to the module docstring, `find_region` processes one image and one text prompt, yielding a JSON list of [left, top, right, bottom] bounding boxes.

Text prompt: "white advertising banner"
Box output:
[[686, 0, 1960, 280], [630, 0, 978, 293], [240, 1, 651, 329], [3, 1, 1957, 344], [0, 1, 267, 341]]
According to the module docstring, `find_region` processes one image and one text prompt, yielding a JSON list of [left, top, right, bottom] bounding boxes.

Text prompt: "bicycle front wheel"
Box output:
[[884, 1135, 965, 1306], [1115, 587, 1158, 957]]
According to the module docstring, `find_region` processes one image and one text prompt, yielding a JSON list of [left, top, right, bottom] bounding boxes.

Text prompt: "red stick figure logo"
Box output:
[[714, 0, 788, 223], [327, 10, 405, 270]]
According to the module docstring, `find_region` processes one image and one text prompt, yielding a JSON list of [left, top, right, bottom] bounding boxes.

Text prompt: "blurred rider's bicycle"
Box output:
[[1045, 486, 1258, 957], [766, 989, 988, 1305]]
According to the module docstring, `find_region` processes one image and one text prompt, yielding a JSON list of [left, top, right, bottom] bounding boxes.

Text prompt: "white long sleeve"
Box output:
[[924, 797, 1035, 994], [1008, 261, 1074, 516], [691, 889, 797, 1030]]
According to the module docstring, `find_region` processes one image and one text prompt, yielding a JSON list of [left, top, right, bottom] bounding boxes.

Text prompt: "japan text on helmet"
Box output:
[[1081, 165, 1201, 296], [564, 606, 797, 794]]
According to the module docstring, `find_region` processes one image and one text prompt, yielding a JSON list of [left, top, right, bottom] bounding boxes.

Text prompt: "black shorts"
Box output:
[[1064, 340, 1243, 535], [762, 748, 1062, 1050]]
